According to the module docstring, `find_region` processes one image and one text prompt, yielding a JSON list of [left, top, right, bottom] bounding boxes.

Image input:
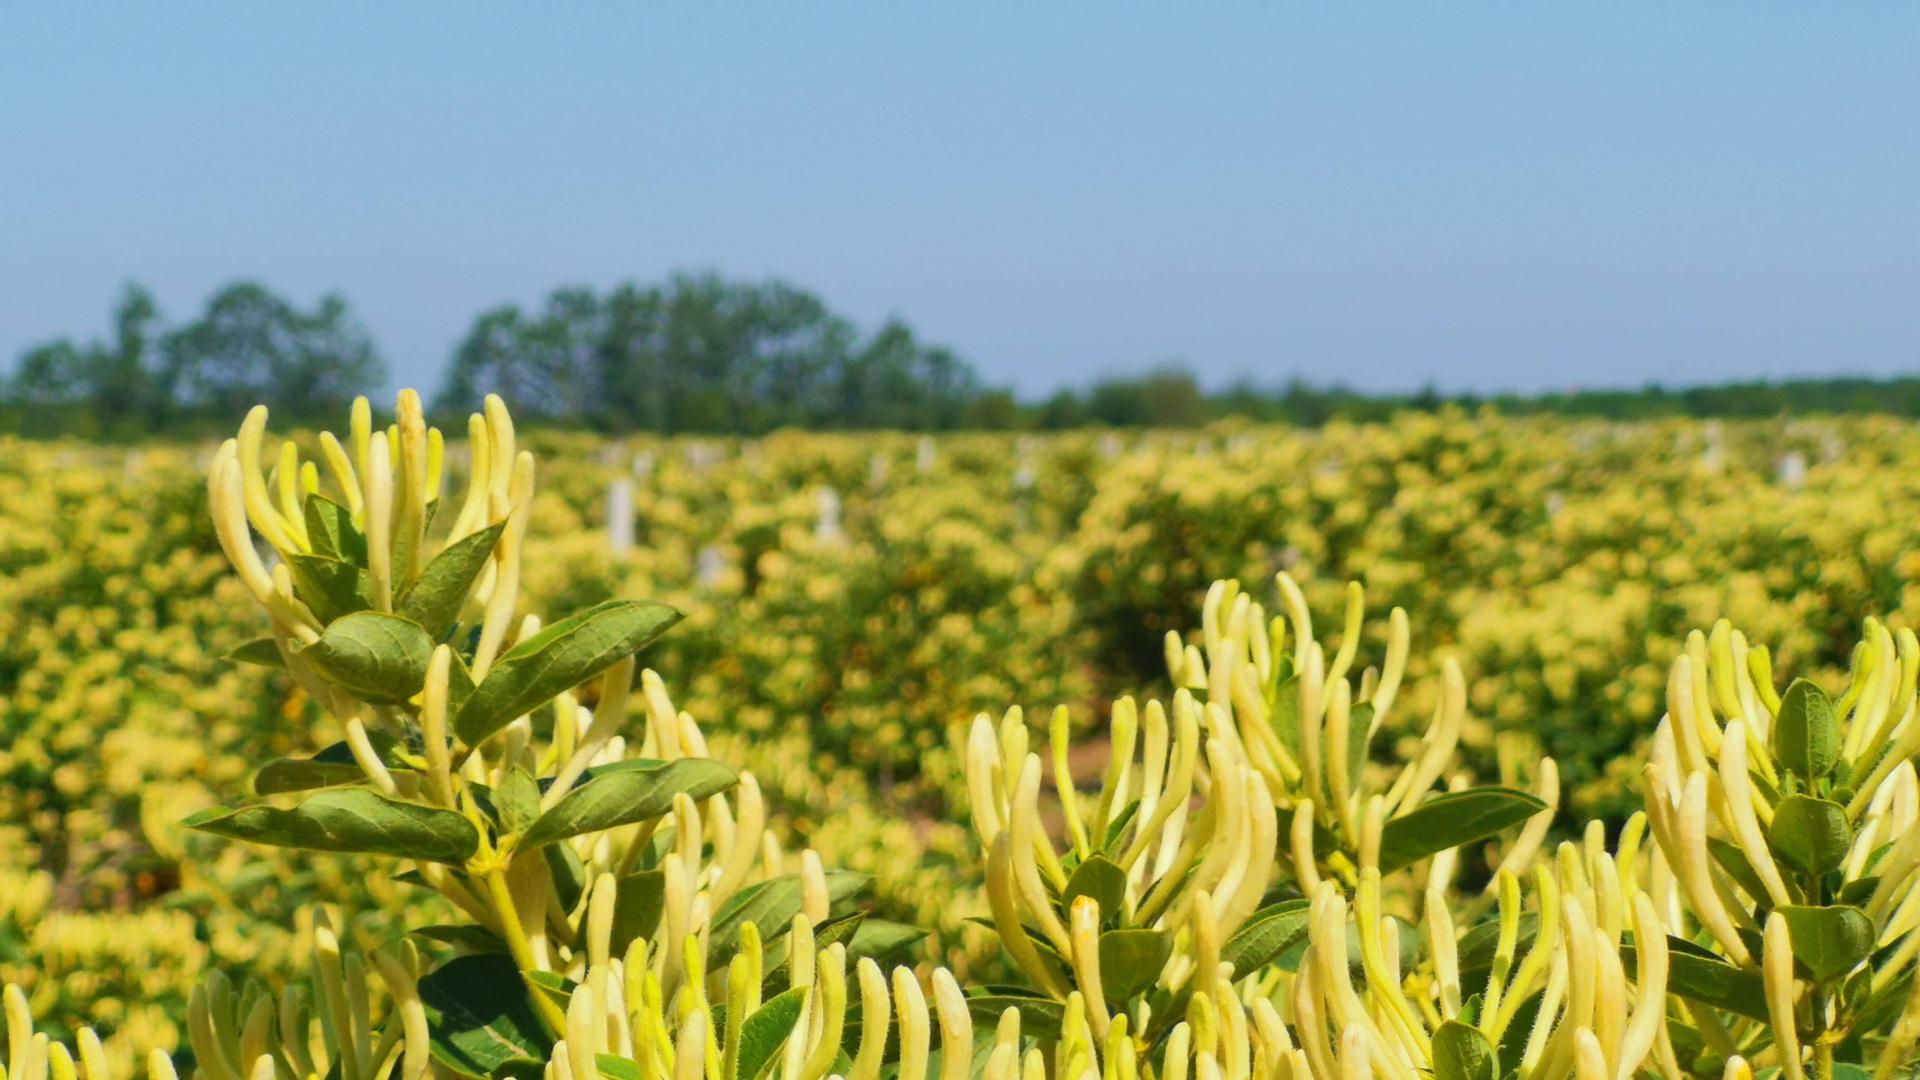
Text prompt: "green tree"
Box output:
[[162, 283, 383, 423]]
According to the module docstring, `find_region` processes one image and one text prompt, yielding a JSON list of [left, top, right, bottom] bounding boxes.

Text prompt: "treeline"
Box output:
[[0, 275, 991, 437], [9, 276, 1920, 437]]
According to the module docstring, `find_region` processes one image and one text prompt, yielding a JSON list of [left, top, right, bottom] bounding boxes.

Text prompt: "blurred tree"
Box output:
[[161, 283, 384, 423], [435, 274, 972, 433]]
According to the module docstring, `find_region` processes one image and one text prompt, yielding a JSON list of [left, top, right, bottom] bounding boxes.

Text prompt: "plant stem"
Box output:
[[487, 864, 569, 1037]]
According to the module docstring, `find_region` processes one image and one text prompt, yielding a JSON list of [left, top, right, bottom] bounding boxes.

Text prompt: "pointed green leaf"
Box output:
[[761, 913, 870, 996], [226, 637, 287, 669], [709, 870, 869, 966], [1431, 1021, 1499, 1080], [296, 611, 435, 705], [183, 789, 478, 864], [495, 768, 541, 836], [1776, 905, 1874, 982], [1345, 702, 1376, 794], [399, 523, 506, 636], [1707, 837, 1776, 906], [544, 841, 587, 913], [1097, 928, 1172, 1004], [1270, 674, 1300, 753], [287, 554, 374, 624], [1770, 795, 1853, 877], [253, 734, 414, 796], [1378, 787, 1547, 874], [1222, 899, 1312, 976], [516, 758, 736, 851], [737, 987, 807, 1080], [609, 869, 667, 958], [1062, 854, 1127, 921], [454, 600, 683, 745], [1622, 936, 1770, 1021], [1100, 803, 1140, 854], [849, 919, 926, 964], [1775, 678, 1840, 782], [965, 992, 1064, 1039], [410, 925, 510, 955], [417, 954, 551, 1077], [594, 1057, 643, 1080], [304, 495, 368, 565]]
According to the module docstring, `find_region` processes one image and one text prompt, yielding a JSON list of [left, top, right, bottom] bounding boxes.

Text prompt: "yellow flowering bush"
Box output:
[[12, 401, 1920, 1078]]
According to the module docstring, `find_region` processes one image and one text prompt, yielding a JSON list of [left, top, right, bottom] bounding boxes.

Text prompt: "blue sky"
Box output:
[[3, 3, 1915, 397]]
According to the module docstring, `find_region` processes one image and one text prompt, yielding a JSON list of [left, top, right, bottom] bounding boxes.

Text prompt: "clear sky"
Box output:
[[3, 3, 1916, 397]]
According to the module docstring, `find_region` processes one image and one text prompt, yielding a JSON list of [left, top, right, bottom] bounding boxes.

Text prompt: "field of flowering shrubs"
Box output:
[[6, 399, 1920, 1078]]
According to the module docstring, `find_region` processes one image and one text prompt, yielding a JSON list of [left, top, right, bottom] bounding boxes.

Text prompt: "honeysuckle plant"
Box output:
[[1641, 619, 1920, 1079], [1165, 577, 1555, 897], [181, 392, 924, 1076]]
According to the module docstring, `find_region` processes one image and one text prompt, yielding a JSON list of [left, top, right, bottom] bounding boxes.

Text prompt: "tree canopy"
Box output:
[[3, 282, 382, 436], [433, 274, 980, 433]]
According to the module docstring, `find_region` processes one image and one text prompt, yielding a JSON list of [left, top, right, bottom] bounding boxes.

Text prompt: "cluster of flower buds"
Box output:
[[5, 983, 175, 1080], [956, 576, 1594, 1079], [964, 690, 1276, 1052], [1286, 817, 1670, 1080], [1641, 619, 1920, 1077], [1166, 577, 1558, 892], [176, 914, 428, 1080]]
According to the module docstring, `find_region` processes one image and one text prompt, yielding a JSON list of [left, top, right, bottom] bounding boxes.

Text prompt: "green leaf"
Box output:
[[545, 842, 586, 913], [287, 554, 373, 624], [516, 759, 736, 851], [399, 523, 506, 636], [1270, 674, 1300, 753], [1062, 854, 1127, 921], [737, 987, 807, 1080], [709, 870, 870, 966], [609, 870, 667, 957], [1100, 803, 1140, 854], [410, 925, 509, 954], [417, 954, 551, 1078], [1097, 928, 1172, 1005], [1377, 787, 1547, 874], [252, 735, 413, 796], [594, 1057, 643, 1080], [304, 495, 368, 565], [296, 611, 435, 705], [965, 993, 1064, 1039], [1345, 702, 1376, 794], [1622, 937, 1770, 1021], [849, 919, 926, 963], [1775, 678, 1840, 782], [1776, 905, 1874, 982], [762, 914, 869, 995], [1221, 899, 1312, 976], [1431, 1021, 1499, 1080], [454, 599, 684, 746], [1457, 913, 1537, 982], [495, 768, 541, 836], [1769, 796, 1853, 878], [1707, 837, 1776, 907], [183, 789, 478, 865], [226, 637, 286, 669]]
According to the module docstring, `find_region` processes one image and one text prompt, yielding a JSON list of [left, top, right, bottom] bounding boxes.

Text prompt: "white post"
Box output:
[[608, 479, 634, 555]]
